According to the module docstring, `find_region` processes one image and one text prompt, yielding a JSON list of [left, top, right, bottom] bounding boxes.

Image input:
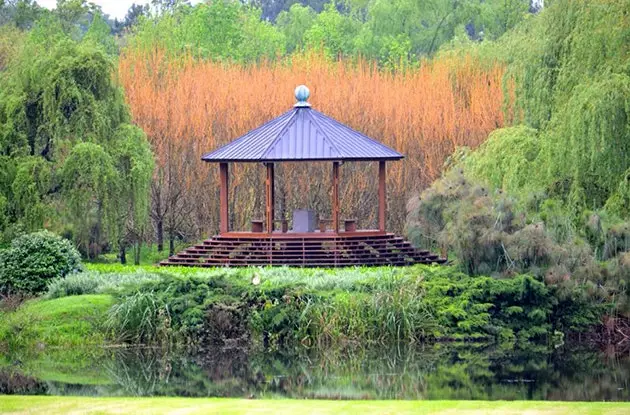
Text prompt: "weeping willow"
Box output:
[[462, 0, 630, 221], [0, 17, 153, 256]]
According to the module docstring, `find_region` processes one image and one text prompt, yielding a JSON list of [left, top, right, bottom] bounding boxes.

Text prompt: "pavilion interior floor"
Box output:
[[160, 231, 447, 268]]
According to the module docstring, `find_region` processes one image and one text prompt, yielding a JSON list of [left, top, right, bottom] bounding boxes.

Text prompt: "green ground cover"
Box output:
[[0, 396, 628, 415], [0, 294, 113, 349]]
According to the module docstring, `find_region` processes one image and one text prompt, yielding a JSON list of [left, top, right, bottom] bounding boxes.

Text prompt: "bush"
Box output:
[[0, 230, 83, 295], [406, 170, 620, 327], [102, 266, 582, 347], [406, 170, 598, 278]]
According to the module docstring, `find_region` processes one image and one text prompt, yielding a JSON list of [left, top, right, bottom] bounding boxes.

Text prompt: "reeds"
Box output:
[[119, 50, 506, 236]]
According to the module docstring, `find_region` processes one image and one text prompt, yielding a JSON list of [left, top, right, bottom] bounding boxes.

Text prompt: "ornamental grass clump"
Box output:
[[106, 290, 171, 345]]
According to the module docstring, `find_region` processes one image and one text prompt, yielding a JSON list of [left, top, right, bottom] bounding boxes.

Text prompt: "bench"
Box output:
[[319, 218, 333, 232], [252, 219, 288, 233], [251, 220, 264, 233], [319, 218, 358, 232]]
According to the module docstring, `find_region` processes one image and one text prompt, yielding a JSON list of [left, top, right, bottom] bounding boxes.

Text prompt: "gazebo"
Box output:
[[161, 86, 445, 267]]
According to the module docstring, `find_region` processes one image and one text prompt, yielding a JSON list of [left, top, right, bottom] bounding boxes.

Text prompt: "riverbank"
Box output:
[[1, 396, 629, 415], [0, 264, 603, 350]]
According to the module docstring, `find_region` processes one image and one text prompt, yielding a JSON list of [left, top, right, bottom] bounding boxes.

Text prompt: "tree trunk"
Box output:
[[156, 218, 164, 252], [120, 243, 127, 265], [133, 242, 141, 265], [169, 236, 175, 257]]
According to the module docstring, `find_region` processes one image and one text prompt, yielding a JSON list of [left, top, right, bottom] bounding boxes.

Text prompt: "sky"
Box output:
[[36, 0, 204, 20]]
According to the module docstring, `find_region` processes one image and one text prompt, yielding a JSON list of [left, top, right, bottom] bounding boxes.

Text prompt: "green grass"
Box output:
[[83, 262, 429, 290], [0, 396, 628, 415], [0, 294, 114, 349]]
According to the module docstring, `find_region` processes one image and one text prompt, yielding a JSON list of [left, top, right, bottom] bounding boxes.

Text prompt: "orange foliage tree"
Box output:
[[119, 50, 506, 247]]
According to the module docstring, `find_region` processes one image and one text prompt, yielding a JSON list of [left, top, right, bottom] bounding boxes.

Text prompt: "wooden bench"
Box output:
[[319, 218, 357, 232], [252, 219, 288, 233], [319, 218, 333, 232], [344, 218, 357, 232], [251, 220, 264, 233]]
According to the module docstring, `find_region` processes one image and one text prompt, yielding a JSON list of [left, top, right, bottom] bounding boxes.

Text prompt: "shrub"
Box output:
[[0, 230, 83, 295], [406, 171, 619, 326], [406, 170, 599, 279], [101, 266, 585, 347]]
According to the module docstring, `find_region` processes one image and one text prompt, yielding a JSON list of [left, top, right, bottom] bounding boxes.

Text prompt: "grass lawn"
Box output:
[[0, 294, 113, 348], [0, 396, 629, 414]]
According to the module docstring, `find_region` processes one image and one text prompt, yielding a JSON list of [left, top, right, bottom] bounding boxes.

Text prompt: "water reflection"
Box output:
[[1, 342, 629, 401]]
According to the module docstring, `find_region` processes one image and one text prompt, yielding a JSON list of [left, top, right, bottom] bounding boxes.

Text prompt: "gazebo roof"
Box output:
[[202, 86, 404, 163]]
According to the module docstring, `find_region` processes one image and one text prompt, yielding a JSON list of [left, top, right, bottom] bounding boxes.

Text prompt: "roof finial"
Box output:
[[294, 85, 311, 107]]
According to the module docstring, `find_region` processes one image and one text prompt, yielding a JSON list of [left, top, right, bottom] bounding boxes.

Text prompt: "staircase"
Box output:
[[160, 233, 446, 268]]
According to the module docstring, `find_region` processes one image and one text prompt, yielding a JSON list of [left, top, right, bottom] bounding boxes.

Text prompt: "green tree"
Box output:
[[83, 12, 117, 54], [0, 16, 154, 262], [304, 2, 360, 58], [10, 157, 51, 231], [238, 7, 286, 61], [60, 142, 118, 258], [463, 0, 630, 219], [276, 3, 316, 53], [0, 0, 43, 29], [129, 0, 285, 61], [109, 125, 154, 265]]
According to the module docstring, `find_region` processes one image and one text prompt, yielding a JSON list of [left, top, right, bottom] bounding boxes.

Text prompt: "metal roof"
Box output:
[[202, 91, 404, 163]]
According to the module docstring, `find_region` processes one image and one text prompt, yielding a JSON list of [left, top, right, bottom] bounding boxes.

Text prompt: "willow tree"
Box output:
[[0, 16, 154, 261], [60, 142, 119, 258], [110, 125, 154, 264], [461, 0, 630, 222]]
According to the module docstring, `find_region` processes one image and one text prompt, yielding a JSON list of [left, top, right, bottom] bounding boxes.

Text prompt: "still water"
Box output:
[[1, 342, 629, 401]]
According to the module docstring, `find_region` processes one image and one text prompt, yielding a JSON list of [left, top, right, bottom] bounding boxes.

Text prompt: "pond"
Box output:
[[1, 341, 629, 401]]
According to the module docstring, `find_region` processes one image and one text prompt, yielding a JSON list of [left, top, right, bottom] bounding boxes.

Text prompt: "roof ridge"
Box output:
[[202, 109, 294, 160], [305, 108, 343, 158], [260, 108, 301, 160]]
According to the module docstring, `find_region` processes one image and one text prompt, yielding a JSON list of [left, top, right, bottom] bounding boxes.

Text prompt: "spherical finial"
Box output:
[[294, 85, 310, 106]]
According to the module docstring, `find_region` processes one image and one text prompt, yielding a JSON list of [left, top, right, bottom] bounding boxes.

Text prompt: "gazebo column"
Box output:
[[265, 163, 275, 233], [378, 161, 386, 232], [332, 162, 340, 233], [219, 162, 229, 234]]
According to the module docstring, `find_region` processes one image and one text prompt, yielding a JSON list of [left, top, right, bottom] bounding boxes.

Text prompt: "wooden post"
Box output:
[[219, 163, 229, 234], [332, 162, 340, 233], [265, 163, 275, 233], [378, 160, 386, 233]]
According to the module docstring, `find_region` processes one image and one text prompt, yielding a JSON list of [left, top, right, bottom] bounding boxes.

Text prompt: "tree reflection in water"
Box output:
[[1, 342, 629, 401]]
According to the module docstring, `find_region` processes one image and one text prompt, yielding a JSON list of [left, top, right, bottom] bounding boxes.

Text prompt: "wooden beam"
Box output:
[[378, 161, 386, 232], [332, 162, 340, 233], [266, 163, 275, 233], [219, 163, 229, 234]]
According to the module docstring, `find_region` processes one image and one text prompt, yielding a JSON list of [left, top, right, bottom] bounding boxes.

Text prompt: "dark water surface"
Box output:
[[1, 342, 629, 401]]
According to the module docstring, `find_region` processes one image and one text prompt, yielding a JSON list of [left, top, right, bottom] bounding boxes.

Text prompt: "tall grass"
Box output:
[[46, 271, 164, 299], [307, 274, 437, 345], [106, 291, 171, 345], [119, 50, 507, 236]]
